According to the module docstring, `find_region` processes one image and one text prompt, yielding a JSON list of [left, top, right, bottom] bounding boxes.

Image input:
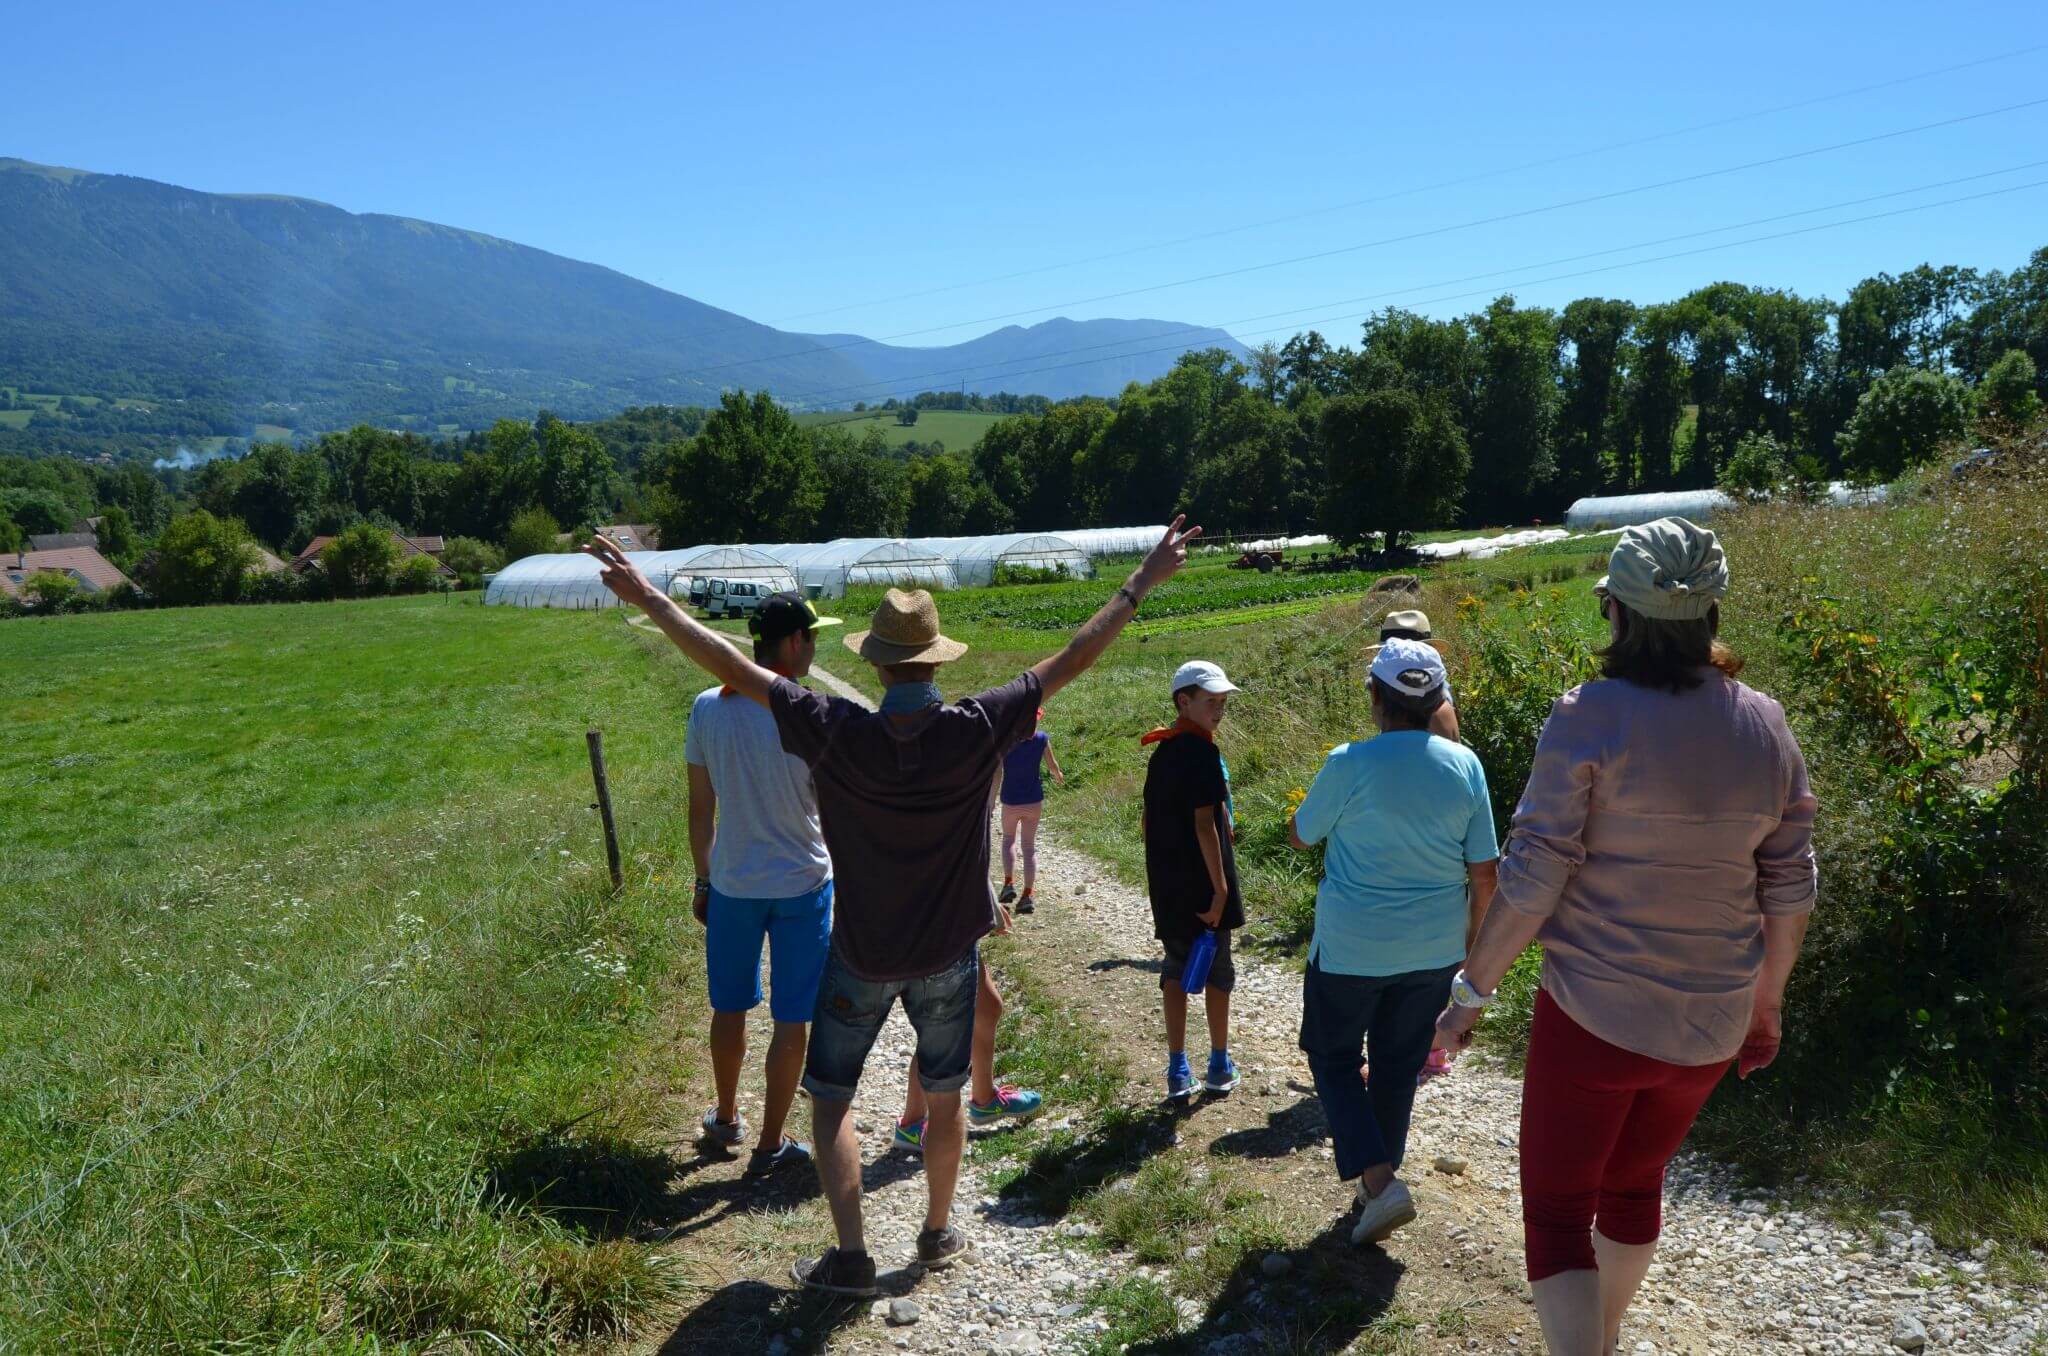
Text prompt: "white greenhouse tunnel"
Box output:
[[919, 533, 1093, 587], [482, 543, 794, 609]]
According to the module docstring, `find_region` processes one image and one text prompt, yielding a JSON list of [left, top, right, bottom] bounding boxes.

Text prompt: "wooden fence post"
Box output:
[[586, 729, 623, 893]]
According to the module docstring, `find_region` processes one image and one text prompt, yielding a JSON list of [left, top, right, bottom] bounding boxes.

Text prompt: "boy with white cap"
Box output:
[[1141, 659, 1245, 1100], [1287, 638, 1498, 1245]]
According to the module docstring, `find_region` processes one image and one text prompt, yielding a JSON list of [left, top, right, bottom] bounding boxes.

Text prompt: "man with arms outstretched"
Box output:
[[585, 517, 1201, 1296]]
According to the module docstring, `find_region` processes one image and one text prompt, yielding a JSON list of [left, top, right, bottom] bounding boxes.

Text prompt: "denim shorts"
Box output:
[[705, 879, 833, 1023], [802, 942, 978, 1103]]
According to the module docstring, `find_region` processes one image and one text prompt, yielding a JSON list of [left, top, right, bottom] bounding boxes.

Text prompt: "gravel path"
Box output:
[[749, 830, 2047, 1356], [646, 657, 2046, 1353]]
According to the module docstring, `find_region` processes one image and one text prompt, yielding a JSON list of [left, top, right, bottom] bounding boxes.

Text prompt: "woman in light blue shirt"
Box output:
[[1287, 639, 1498, 1248]]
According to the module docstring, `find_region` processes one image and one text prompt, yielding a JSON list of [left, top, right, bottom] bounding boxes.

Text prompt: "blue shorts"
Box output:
[[802, 942, 978, 1103], [705, 879, 833, 1023]]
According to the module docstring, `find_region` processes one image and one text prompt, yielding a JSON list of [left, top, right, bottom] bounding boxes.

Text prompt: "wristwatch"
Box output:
[[1450, 969, 1495, 1009], [692, 879, 711, 897]]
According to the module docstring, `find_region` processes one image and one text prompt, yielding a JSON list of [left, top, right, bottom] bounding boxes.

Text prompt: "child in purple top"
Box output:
[[996, 708, 1064, 915]]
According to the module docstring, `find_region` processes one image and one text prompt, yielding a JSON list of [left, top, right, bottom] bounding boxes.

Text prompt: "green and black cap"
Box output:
[[749, 591, 842, 645]]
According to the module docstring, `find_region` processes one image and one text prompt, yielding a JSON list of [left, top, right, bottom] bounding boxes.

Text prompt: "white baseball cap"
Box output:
[[1171, 659, 1241, 698], [1369, 637, 1447, 698]]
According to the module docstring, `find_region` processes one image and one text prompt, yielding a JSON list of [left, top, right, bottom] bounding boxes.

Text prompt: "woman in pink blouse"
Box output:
[[1434, 518, 1817, 1356]]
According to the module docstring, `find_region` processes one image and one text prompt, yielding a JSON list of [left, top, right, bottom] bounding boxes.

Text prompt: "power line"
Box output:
[[656, 94, 2048, 391], [766, 42, 2048, 325], [777, 162, 2048, 407], [775, 174, 2048, 408]]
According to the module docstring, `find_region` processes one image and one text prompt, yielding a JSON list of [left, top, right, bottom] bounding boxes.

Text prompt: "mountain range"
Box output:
[[0, 157, 1245, 444]]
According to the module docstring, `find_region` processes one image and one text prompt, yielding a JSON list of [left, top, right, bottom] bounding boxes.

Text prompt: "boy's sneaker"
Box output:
[[792, 1246, 878, 1296], [701, 1107, 746, 1147], [1165, 1053, 1197, 1101], [743, 1135, 812, 1179], [916, 1225, 974, 1269], [1015, 890, 1036, 915], [967, 1085, 1044, 1128], [1350, 1177, 1417, 1246], [1203, 1050, 1241, 1094], [997, 880, 1017, 904], [893, 1117, 926, 1154]]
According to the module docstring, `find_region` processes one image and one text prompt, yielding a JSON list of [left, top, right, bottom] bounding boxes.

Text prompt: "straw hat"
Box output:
[[845, 588, 969, 665]]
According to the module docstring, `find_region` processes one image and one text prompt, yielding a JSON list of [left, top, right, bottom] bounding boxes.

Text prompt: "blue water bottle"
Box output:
[[1180, 928, 1217, 992]]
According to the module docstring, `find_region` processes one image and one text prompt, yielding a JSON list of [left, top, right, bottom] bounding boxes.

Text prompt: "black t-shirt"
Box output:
[[769, 672, 1041, 981], [1141, 732, 1243, 941]]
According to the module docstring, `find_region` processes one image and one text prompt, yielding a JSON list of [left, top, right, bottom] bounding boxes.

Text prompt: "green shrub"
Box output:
[[1838, 366, 1970, 484], [1973, 349, 2041, 437], [150, 510, 257, 606], [440, 536, 503, 588], [321, 524, 403, 597], [502, 506, 561, 563], [396, 554, 445, 594]]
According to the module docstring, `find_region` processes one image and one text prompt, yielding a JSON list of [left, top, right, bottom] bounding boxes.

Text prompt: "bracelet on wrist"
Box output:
[[1117, 584, 1142, 611], [692, 879, 711, 895]]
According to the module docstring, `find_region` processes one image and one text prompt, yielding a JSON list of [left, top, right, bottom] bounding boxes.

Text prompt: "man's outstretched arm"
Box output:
[[1031, 516, 1201, 700], [582, 535, 779, 705]]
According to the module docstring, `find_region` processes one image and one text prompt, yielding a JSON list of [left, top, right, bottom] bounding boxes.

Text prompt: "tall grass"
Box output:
[[0, 596, 707, 1348]]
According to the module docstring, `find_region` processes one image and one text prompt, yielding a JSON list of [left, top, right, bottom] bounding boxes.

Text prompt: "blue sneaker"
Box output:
[[893, 1117, 925, 1155], [1204, 1049, 1241, 1094], [1166, 1052, 1197, 1101], [968, 1085, 1044, 1128]]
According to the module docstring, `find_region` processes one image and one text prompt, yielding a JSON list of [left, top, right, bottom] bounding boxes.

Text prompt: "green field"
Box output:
[[0, 597, 708, 1348], [4, 481, 2042, 1346], [0, 410, 29, 428], [794, 407, 1008, 452]]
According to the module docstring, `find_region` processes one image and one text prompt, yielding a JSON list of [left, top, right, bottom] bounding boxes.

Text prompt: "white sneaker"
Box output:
[[1350, 1177, 1416, 1246], [701, 1107, 747, 1147]]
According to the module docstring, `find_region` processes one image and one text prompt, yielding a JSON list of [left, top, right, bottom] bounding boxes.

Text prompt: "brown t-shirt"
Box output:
[[769, 672, 1041, 981]]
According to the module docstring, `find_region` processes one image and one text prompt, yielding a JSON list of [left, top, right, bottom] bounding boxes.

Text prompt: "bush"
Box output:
[[1716, 431, 1792, 503], [440, 536, 503, 588], [989, 562, 1072, 587], [20, 570, 88, 614], [502, 506, 561, 564], [1973, 348, 2041, 437], [1837, 365, 1970, 484], [321, 524, 402, 597], [154, 510, 258, 606], [242, 568, 307, 605], [396, 554, 445, 594]]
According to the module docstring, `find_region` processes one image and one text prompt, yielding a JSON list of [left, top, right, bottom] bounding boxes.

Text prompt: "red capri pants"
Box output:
[[1520, 989, 1730, 1282]]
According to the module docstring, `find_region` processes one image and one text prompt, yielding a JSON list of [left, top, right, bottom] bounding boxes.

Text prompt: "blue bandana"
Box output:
[[880, 681, 944, 714]]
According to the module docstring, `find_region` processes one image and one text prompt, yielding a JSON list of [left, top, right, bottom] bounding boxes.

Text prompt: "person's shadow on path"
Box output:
[[1124, 1216, 1407, 1354], [1208, 1095, 1329, 1161]]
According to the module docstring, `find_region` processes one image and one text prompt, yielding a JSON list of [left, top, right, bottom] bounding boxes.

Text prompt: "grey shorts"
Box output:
[[802, 942, 978, 1103], [1160, 929, 1236, 994]]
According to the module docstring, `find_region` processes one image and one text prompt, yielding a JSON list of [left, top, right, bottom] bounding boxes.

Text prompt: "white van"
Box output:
[[694, 577, 768, 620]]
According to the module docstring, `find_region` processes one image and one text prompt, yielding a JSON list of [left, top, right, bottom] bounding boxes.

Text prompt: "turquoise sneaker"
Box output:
[[893, 1117, 925, 1155], [1166, 1052, 1197, 1101], [1204, 1049, 1241, 1094], [968, 1085, 1044, 1128]]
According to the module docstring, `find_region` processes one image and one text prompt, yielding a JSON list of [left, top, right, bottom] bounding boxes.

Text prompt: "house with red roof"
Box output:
[[3, 546, 134, 599]]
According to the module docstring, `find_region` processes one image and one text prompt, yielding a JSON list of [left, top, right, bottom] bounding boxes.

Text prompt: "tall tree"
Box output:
[[649, 390, 821, 546], [1554, 298, 1637, 501], [1464, 296, 1560, 521], [814, 426, 909, 538], [1618, 304, 1687, 490], [535, 418, 616, 532], [1317, 389, 1469, 552]]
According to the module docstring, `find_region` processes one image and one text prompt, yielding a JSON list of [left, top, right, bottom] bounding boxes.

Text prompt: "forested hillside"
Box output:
[[0, 157, 1244, 457]]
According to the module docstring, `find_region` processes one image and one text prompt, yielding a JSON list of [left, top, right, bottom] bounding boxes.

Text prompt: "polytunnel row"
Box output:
[[484, 526, 1162, 608]]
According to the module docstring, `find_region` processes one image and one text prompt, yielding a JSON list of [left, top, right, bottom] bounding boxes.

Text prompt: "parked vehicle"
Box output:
[[694, 577, 769, 620]]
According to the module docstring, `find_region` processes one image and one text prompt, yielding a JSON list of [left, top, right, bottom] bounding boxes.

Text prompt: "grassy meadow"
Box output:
[[5, 462, 2042, 1346], [0, 595, 716, 1348], [793, 407, 1007, 451]]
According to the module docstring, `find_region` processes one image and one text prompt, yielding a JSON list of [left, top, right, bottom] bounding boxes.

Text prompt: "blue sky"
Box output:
[[12, 2, 2048, 353]]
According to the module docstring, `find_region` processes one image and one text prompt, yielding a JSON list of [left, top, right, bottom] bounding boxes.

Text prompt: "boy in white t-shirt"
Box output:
[[686, 592, 840, 1179]]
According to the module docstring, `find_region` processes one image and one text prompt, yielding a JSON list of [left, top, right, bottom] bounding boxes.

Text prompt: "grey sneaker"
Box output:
[[701, 1107, 746, 1147], [997, 881, 1017, 904], [1350, 1177, 1416, 1246], [916, 1225, 974, 1269], [744, 1135, 813, 1179], [793, 1246, 878, 1296]]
